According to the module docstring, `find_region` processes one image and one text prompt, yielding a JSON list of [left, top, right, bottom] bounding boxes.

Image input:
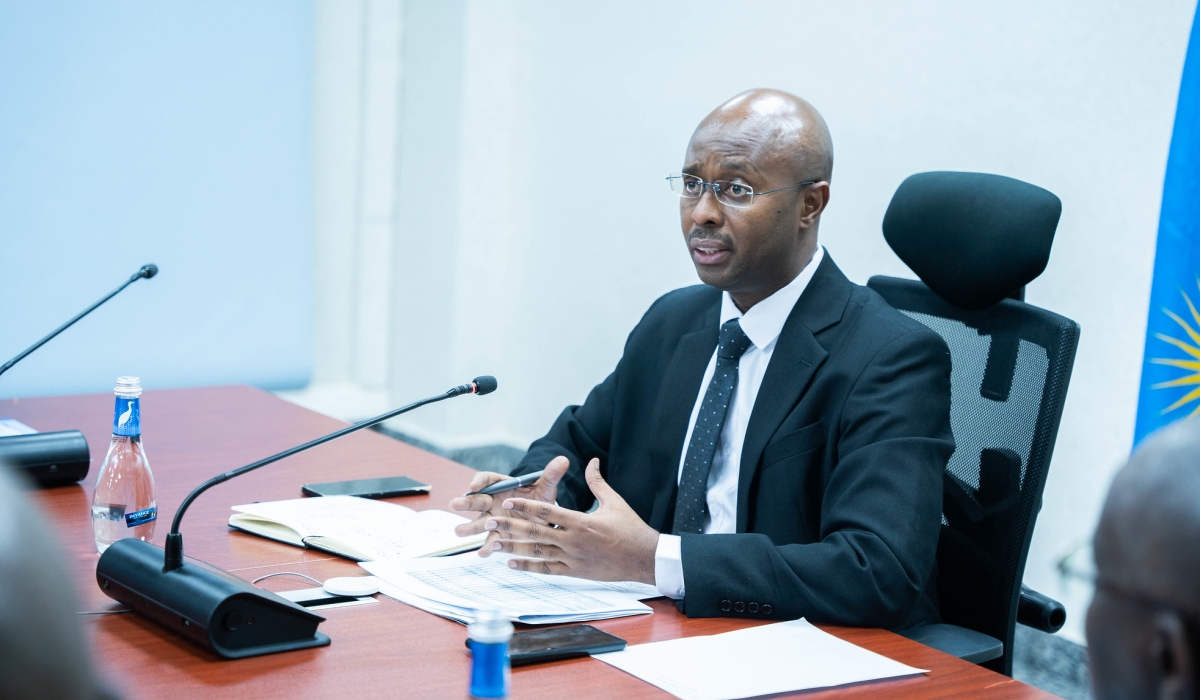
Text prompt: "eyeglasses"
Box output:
[[666, 173, 816, 209]]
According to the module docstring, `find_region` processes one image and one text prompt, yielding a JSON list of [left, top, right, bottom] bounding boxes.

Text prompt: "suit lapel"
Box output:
[[646, 307, 720, 531], [735, 254, 854, 532]]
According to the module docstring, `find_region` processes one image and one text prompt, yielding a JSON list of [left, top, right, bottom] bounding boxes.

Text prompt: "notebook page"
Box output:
[[231, 496, 481, 559], [334, 508, 482, 560]]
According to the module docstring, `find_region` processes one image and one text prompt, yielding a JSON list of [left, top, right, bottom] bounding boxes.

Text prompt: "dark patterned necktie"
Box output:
[[672, 318, 754, 535]]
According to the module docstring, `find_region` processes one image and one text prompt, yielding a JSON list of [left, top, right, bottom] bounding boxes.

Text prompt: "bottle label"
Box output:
[[113, 396, 141, 437], [125, 506, 157, 527]]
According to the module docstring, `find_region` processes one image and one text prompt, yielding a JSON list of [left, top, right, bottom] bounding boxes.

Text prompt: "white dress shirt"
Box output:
[[654, 245, 825, 599]]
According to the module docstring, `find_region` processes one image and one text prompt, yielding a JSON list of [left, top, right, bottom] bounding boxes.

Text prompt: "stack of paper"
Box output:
[[362, 553, 658, 624], [594, 618, 928, 700]]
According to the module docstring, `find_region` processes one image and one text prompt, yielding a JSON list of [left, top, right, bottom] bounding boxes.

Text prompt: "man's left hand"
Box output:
[[484, 458, 659, 585]]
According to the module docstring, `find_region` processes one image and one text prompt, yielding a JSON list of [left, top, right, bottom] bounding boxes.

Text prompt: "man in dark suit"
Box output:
[[450, 88, 953, 629]]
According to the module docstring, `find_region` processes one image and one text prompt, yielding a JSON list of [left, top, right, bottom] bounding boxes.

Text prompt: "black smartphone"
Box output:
[[470, 625, 626, 666], [301, 475, 431, 499]]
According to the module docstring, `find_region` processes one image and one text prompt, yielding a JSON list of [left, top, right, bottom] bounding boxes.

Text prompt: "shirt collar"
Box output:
[[719, 245, 824, 350]]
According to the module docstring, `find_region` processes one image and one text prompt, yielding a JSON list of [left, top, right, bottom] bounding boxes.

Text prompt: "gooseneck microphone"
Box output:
[[0, 264, 158, 488], [96, 376, 496, 660], [162, 375, 497, 572], [0, 263, 158, 378], [449, 375, 497, 397]]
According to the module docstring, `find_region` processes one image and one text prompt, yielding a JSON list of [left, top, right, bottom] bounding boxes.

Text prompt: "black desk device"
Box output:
[[302, 475, 430, 499], [0, 430, 90, 487]]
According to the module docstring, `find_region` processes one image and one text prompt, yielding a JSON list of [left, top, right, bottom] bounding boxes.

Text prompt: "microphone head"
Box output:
[[471, 376, 498, 396], [139, 264, 159, 279]]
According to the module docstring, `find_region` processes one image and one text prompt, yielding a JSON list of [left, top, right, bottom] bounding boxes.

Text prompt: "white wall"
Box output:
[[300, 0, 1198, 643], [0, 1, 314, 397], [309, 0, 402, 396]]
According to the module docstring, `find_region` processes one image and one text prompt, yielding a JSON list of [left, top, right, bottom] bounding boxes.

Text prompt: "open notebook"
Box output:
[[229, 495, 486, 561]]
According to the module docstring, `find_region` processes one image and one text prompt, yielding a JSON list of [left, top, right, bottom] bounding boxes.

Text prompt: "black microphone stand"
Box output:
[[0, 264, 158, 377], [0, 264, 158, 488], [96, 377, 496, 660], [163, 380, 483, 572]]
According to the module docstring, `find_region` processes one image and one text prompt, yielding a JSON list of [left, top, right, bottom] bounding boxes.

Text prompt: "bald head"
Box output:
[[1095, 420, 1200, 612], [1087, 419, 1200, 700], [692, 88, 834, 184], [679, 89, 834, 311]]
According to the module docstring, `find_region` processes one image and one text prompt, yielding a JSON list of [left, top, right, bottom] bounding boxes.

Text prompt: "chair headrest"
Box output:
[[882, 171, 1061, 311]]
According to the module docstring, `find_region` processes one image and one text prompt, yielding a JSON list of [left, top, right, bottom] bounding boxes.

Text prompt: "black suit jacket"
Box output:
[[514, 253, 954, 630]]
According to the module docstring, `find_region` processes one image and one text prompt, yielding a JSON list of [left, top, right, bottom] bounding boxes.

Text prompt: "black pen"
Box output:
[[464, 470, 544, 497]]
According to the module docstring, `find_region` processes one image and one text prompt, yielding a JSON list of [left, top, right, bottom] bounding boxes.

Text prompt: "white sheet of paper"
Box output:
[[0, 418, 36, 437], [594, 618, 928, 700]]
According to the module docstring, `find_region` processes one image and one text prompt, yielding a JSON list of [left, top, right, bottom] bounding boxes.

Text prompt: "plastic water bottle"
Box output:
[[468, 609, 513, 698], [91, 377, 157, 554]]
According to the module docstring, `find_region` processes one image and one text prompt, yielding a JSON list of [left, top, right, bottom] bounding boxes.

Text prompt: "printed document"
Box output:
[[594, 618, 928, 700], [363, 552, 657, 624]]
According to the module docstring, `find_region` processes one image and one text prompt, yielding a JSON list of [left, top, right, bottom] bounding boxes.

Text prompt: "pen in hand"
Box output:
[[464, 470, 545, 497]]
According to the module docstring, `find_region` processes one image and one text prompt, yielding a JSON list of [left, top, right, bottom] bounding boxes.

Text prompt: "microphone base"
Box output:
[[96, 538, 330, 659], [0, 430, 90, 488]]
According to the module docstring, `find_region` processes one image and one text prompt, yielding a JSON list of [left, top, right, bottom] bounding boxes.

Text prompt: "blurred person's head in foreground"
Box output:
[[0, 465, 114, 700], [1088, 419, 1200, 700]]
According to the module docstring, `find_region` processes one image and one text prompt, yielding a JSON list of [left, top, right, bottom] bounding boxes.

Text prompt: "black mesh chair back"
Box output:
[[868, 171, 1079, 675]]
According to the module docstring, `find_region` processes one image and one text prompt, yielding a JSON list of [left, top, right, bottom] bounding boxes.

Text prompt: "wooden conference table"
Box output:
[[10, 386, 1054, 699]]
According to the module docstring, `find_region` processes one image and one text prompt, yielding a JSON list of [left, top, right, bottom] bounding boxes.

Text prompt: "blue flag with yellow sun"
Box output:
[[1135, 8, 1200, 446]]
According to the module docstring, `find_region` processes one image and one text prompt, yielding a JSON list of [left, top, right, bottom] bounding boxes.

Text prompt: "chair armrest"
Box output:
[[1017, 585, 1066, 633], [898, 623, 1003, 664]]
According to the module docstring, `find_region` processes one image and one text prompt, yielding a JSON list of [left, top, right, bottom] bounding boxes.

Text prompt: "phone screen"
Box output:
[[301, 476, 430, 499]]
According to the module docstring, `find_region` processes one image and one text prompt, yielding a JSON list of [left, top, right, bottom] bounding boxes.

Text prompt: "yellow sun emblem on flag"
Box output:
[[1151, 280, 1200, 416]]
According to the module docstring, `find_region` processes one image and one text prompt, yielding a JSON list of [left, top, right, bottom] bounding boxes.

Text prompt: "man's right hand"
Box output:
[[449, 456, 570, 556]]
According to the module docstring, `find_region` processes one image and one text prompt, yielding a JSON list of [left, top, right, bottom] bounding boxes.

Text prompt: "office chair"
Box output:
[[867, 171, 1077, 676]]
